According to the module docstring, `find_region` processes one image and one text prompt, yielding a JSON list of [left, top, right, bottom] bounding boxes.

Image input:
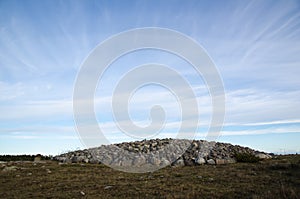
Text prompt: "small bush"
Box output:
[[41, 155, 53, 160], [234, 153, 260, 163]]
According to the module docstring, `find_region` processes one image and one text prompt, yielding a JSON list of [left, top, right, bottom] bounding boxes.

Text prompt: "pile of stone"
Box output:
[[54, 138, 272, 167]]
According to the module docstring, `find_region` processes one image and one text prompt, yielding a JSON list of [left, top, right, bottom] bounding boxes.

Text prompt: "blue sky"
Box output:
[[1, 0, 300, 155]]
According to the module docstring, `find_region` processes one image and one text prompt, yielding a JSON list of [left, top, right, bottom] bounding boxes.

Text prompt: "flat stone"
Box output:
[[215, 159, 226, 165]]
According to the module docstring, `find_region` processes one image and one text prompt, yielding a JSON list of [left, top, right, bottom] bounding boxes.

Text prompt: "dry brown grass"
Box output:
[[0, 155, 299, 198]]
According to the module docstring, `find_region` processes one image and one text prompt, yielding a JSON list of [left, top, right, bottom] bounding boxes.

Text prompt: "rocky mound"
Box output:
[[54, 138, 272, 167]]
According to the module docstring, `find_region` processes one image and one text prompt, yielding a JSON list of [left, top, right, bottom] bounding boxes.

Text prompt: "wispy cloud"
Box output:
[[229, 119, 300, 127], [221, 126, 300, 136]]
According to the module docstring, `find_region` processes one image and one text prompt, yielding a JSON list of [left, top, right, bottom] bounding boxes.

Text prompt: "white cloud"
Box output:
[[227, 119, 300, 127], [220, 126, 300, 136], [225, 88, 300, 124], [0, 81, 24, 100], [0, 125, 78, 140], [0, 99, 72, 120]]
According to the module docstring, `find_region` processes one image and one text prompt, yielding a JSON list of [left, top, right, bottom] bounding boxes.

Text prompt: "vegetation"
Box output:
[[0, 155, 52, 162], [234, 152, 260, 163], [0, 155, 299, 198]]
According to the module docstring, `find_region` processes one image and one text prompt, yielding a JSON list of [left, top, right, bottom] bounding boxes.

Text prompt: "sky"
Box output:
[[0, 0, 300, 155]]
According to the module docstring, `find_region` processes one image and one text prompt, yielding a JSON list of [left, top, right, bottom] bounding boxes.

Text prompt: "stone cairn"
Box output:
[[54, 138, 272, 167]]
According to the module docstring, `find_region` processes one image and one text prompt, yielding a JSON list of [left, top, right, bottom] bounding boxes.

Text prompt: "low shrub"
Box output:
[[234, 153, 260, 163]]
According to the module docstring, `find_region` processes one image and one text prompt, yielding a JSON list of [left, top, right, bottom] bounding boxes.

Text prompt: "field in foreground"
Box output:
[[1, 155, 299, 199]]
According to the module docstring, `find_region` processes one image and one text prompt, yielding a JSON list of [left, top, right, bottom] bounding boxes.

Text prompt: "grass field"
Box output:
[[1, 155, 299, 198]]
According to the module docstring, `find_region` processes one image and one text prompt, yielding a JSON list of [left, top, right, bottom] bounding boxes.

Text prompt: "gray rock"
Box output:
[[132, 155, 146, 166], [111, 158, 121, 166], [160, 158, 170, 166], [71, 156, 85, 163], [207, 159, 215, 165], [121, 158, 132, 167], [195, 157, 206, 165], [255, 153, 272, 159], [55, 157, 66, 162], [172, 158, 185, 167], [89, 158, 100, 164], [80, 191, 85, 196], [149, 156, 161, 166], [104, 186, 113, 190]]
